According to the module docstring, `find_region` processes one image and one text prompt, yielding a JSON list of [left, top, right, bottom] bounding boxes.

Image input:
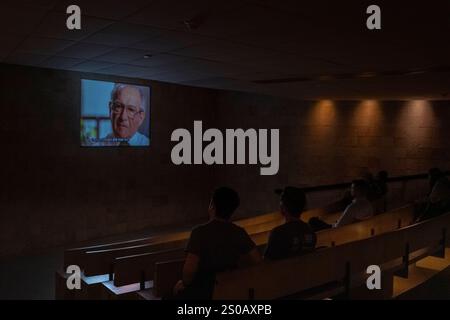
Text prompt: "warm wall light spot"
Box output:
[[352, 100, 383, 128], [310, 100, 336, 126], [405, 100, 433, 118], [307, 100, 337, 143], [396, 100, 435, 148]]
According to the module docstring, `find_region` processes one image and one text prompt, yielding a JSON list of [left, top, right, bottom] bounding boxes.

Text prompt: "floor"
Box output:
[[1, 217, 450, 300], [0, 219, 205, 300], [396, 266, 450, 300], [0, 249, 62, 300]]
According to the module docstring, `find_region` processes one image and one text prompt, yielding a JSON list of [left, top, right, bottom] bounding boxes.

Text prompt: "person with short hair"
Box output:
[[334, 180, 374, 227], [94, 83, 149, 146], [173, 187, 261, 299], [264, 187, 316, 260]]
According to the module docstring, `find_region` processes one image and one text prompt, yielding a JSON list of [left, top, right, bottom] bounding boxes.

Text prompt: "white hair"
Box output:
[[110, 83, 146, 112]]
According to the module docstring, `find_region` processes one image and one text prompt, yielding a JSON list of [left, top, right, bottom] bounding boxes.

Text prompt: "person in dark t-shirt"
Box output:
[[265, 186, 317, 260], [173, 187, 261, 299]]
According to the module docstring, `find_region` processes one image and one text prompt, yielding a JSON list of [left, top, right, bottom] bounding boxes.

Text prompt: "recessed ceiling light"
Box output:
[[143, 54, 152, 59], [405, 69, 426, 75], [317, 75, 334, 81], [357, 72, 377, 78]]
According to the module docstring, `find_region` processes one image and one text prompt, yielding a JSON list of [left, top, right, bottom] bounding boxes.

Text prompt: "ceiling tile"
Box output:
[[0, 4, 49, 36], [148, 71, 214, 83], [170, 40, 278, 64], [233, 71, 297, 82], [126, 0, 243, 31], [128, 37, 195, 53], [17, 37, 74, 55], [83, 23, 161, 46], [58, 43, 115, 59], [68, 60, 116, 72], [127, 54, 187, 68], [94, 48, 150, 64], [95, 64, 153, 77], [0, 0, 56, 9], [52, 0, 151, 20], [39, 56, 85, 69], [182, 77, 262, 93], [122, 60, 192, 77], [33, 13, 114, 41], [0, 34, 26, 60], [1, 1, 449, 100], [3, 52, 50, 66]]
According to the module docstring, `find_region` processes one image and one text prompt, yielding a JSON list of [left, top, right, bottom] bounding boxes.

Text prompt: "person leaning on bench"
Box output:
[[172, 187, 262, 300], [309, 179, 374, 231], [264, 186, 317, 260]]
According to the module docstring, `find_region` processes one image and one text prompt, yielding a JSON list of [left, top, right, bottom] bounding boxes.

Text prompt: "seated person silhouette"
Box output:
[[334, 179, 374, 227], [416, 168, 450, 222], [309, 179, 374, 230], [173, 187, 261, 300], [361, 171, 379, 202], [373, 170, 389, 214], [374, 170, 389, 198], [265, 187, 316, 260]]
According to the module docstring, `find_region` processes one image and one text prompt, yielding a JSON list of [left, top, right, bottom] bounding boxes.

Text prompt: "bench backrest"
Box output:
[[83, 238, 188, 276], [148, 206, 414, 297], [79, 209, 339, 276], [316, 205, 415, 247], [64, 204, 343, 270], [114, 249, 186, 287], [154, 259, 185, 298], [212, 211, 450, 300]]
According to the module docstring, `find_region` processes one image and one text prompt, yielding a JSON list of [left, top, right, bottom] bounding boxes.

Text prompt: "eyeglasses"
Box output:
[[109, 101, 144, 119]]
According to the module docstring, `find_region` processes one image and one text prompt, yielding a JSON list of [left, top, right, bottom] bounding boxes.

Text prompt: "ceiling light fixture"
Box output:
[[404, 69, 426, 75], [317, 75, 334, 81], [357, 72, 377, 78]]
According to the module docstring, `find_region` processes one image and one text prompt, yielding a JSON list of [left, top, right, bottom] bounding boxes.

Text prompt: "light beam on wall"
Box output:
[[307, 100, 337, 143], [396, 100, 435, 165], [353, 100, 383, 129]]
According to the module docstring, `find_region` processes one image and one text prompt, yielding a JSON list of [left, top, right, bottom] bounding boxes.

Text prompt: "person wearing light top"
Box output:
[[416, 168, 450, 222], [93, 83, 150, 147], [102, 131, 149, 146], [334, 179, 374, 227]]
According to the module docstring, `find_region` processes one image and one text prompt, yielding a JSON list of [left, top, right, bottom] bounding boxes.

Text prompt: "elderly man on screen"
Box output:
[[97, 84, 149, 146]]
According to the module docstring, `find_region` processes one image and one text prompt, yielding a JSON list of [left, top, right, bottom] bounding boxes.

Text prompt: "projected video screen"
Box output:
[[80, 79, 150, 147]]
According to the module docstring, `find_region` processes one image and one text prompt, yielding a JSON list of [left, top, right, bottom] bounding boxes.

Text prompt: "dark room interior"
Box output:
[[1, 0, 450, 304]]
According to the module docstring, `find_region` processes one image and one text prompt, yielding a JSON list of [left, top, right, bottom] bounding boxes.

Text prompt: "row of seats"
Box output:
[[55, 171, 449, 300], [56, 205, 342, 299]]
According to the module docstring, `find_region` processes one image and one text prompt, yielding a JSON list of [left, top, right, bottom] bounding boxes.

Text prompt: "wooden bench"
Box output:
[[126, 206, 415, 300], [69, 208, 339, 277], [61, 201, 344, 271], [61, 211, 284, 271], [56, 210, 339, 299], [98, 213, 342, 299], [55, 203, 407, 300], [211, 211, 450, 300]]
